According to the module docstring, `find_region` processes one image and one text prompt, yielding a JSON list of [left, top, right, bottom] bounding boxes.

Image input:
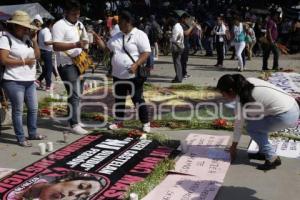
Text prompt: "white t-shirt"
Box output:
[[0, 32, 36, 81], [52, 19, 88, 66], [110, 24, 121, 37], [171, 23, 184, 47], [232, 77, 297, 142], [107, 28, 151, 79], [38, 27, 53, 52]]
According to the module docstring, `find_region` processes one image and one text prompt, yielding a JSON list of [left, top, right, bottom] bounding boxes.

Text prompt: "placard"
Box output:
[[0, 133, 179, 200], [248, 139, 300, 159]]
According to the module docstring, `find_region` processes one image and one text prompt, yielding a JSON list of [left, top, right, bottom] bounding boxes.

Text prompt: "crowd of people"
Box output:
[[0, 0, 299, 171]]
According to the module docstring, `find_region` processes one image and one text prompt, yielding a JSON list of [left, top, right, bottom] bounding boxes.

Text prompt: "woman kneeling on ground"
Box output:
[[217, 74, 299, 170]]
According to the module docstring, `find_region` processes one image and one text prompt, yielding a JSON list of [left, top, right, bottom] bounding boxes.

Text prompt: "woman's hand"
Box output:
[[25, 58, 36, 66], [226, 142, 238, 162], [30, 30, 38, 42], [129, 63, 139, 74]]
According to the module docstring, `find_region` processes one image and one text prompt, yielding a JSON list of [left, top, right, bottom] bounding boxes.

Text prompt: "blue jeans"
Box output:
[[58, 64, 83, 126], [38, 50, 53, 87], [2, 80, 38, 142], [246, 102, 299, 160]]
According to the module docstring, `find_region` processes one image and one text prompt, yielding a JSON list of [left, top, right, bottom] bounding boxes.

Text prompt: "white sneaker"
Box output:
[[78, 122, 86, 127], [142, 122, 151, 133], [107, 122, 123, 130], [71, 124, 89, 135]]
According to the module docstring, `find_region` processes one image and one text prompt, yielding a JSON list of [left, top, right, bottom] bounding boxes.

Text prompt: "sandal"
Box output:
[[18, 140, 33, 147], [27, 134, 47, 140]]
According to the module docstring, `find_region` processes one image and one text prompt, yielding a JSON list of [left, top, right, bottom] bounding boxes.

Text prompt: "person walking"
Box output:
[[233, 18, 246, 71], [36, 19, 55, 91], [262, 12, 279, 71], [180, 14, 196, 79], [52, 0, 89, 134], [244, 22, 256, 60], [0, 10, 46, 147], [212, 16, 226, 67], [217, 74, 299, 170]]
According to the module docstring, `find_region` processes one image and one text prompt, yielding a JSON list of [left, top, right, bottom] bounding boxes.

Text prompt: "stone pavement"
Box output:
[[0, 53, 299, 200]]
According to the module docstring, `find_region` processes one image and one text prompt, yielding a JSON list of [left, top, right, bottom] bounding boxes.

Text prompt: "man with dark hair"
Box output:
[[52, 0, 89, 134], [180, 13, 196, 79], [262, 12, 279, 70]]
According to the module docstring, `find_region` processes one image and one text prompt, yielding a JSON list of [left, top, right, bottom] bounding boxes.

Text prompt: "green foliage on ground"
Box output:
[[125, 159, 175, 200]]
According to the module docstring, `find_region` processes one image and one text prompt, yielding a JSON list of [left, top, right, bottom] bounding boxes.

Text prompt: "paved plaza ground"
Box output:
[[0, 53, 299, 200]]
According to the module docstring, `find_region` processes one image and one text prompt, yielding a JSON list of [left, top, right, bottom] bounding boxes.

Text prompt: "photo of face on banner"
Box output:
[[6, 170, 108, 200]]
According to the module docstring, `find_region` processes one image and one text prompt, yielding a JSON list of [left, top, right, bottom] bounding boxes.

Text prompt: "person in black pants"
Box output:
[[212, 16, 226, 67], [94, 11, 151, 133], [180, 14, 196, 79]]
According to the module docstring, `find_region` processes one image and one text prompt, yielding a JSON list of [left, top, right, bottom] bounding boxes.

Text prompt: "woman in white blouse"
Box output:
[[217, 74, 299, 170], [0, 11, 46, 147]]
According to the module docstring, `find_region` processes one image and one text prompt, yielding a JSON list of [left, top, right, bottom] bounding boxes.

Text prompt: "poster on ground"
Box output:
[[248, 139, 300, 159], [0, 133, 179, 200], [143, 134, 231, 200], [142, 175, 221, 200]]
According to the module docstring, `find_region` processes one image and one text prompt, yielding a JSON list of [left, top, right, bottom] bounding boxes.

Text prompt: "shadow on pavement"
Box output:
[[216, 185, 262, 200]]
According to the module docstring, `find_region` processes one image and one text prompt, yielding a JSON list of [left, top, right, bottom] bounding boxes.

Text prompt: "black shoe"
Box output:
[[171, 79, 182, 83], [262, 67, 269, 71], [257, 157, 281, 171], [248, 152, 266, 160], [272, 67, 279, 71]]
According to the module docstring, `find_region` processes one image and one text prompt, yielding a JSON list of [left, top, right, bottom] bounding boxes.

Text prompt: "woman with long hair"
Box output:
[[217, 74, 299, 170]]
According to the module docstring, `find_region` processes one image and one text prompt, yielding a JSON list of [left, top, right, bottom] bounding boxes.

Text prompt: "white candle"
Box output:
[[140, 134, 147, 140], [38, 143, 46, 155], [63, 132, 68, 143], [129, 193, 138, 200], [47, 142, 54, 152]]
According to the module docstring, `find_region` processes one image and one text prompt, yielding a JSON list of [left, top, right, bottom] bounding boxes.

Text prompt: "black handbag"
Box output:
[[122, 35, 150, 78]]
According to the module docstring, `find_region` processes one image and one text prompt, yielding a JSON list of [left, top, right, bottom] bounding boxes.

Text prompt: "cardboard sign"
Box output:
[[248, 139, 300, 159], [0, 133, 179, 200], [143, 134, 231, 200], [143, 175, 221, 200]]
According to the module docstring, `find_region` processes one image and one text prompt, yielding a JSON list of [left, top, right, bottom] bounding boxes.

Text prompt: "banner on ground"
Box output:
[[268, 72, 300, 95], [248, 139, 300, 159], [0, 133, 179, 200], [143, 134, 231, 200]]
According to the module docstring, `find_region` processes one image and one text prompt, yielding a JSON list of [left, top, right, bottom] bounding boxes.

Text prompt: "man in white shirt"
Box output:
[[52, 0, 89, 135], [94, 11, 151, 133], [36, 19, 55, 90], [212, 16, 226, 67], [170, 17, 184, 83]]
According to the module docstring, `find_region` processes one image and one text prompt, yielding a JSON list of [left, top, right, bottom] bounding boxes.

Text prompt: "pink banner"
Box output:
[[143, 175, 221, 200], [143, 134, 231, 200]]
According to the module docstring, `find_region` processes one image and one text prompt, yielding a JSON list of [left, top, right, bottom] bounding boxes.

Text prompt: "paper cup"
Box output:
[[38, 143, 46, 155], [47, 142, 54, 152]]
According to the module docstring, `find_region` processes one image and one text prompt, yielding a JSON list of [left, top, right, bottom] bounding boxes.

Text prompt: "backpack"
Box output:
[[0, 35, 12, 83]]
